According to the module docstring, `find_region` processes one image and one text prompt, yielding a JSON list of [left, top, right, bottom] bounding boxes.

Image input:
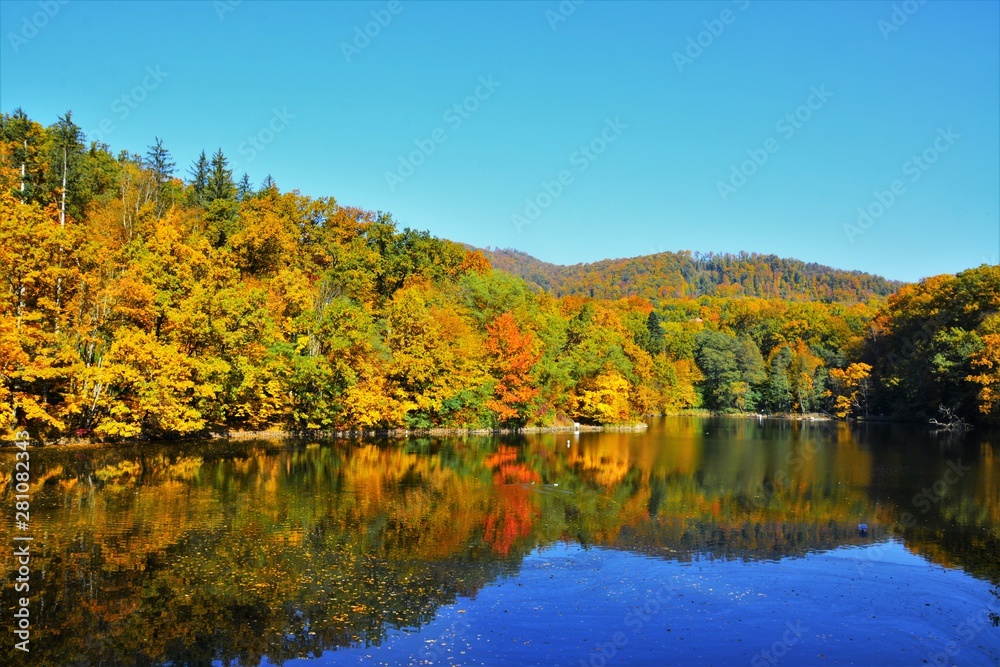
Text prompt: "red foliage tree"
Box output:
[[483, 312, 541, 426]]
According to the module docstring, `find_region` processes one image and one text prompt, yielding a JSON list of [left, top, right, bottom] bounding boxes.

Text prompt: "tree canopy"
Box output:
[[1, 109, 997, 441]]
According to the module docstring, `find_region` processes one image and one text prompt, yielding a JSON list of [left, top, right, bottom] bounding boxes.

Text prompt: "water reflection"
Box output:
[[1, 417, 997, 665]]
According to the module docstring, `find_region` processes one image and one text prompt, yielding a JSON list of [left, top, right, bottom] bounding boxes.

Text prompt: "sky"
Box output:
[[1, 0, 997, 283]]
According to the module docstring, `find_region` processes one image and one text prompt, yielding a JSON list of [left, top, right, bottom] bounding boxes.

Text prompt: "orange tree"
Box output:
[[483, 312, 541, 427]]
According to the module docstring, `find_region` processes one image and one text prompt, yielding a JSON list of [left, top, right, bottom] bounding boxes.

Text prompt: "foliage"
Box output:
[[1, 110, 996, 440], [828, 363, 872, 418], [860, 265, 1000, 424], [483, 312, 541, 426], [482, 247, 903, 303]]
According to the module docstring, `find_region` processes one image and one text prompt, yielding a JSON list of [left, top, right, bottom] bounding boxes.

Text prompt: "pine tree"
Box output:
[[145, 137, 175, 216], [205, 148, 235, 202], [188, 150, 209, 204], [645, 311, 664, 354], [145, 137, 175, 184], [47, 111, 85, 226], [236, 172, 254, 201], [767, 346, 793, 413]]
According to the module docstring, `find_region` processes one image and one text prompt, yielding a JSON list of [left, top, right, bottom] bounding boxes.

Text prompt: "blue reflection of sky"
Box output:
[[278, 540, 1000, 666]]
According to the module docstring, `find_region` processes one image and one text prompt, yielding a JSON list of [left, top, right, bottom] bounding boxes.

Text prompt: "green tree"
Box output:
[[205, 148, 235, 202], [188, 150, 209, 204], [693, 331, 766, 412], [145, 137, 175, 185], [766, 345, 793, 413], [46, 111, 86, 224], [236, 172, 254, 201], [644, 310, 664, 354], [145, 137, 175, 216], [694, 330, 742, 411], [0, 108, 48, 204]]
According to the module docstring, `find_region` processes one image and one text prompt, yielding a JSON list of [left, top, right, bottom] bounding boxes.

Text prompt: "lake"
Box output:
[[2, 417, 999, 666]]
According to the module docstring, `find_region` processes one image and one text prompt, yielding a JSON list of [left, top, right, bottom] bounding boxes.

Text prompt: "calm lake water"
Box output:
[[2, 417, 999, 666]]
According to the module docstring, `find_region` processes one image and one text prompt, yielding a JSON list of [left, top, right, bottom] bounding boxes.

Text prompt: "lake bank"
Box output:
[[207, 421, 650, 441], [8, 410, 985, 447], [7, 421, 650, 446]]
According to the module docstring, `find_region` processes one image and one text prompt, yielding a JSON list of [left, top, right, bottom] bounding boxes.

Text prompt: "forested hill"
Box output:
[[480, 248, 904, 304], [3, 109, 997, 440]]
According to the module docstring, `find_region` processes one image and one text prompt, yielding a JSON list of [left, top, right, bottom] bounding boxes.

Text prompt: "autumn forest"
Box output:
[[2, 110, 999, 442]]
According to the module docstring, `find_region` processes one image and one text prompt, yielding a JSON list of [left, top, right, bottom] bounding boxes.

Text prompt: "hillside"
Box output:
[[479, 248, 904, 304], [2, 109, 997, 440]]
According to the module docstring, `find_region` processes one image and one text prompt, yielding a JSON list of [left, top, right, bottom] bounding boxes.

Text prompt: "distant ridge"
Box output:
[[478, 247, 905, 303]]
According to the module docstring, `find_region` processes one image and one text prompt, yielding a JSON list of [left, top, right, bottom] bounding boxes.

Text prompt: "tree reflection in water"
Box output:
[[1, 417, 997, 665]]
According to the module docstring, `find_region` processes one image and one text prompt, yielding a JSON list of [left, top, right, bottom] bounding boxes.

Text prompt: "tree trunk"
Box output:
[[55, 145, 67, 332], [20, 139, 26, 203], [60, 145, 67, 227]]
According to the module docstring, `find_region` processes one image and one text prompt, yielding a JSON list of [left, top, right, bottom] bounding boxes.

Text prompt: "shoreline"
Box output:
[[4, 412, 980, 447], [207, 422, 650, 442], [4, 422, 651, 447]]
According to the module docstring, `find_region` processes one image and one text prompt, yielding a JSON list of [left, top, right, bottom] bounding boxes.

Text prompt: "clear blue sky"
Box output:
[[1, 0, 997, 282]]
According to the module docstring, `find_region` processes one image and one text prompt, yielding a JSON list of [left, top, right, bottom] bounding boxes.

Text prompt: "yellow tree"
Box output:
[[228, 189, 298, 276], [575, 366, 631, 424], [789, 340, 825, 413], [0, 192, 82, 436], [89, 328, 205, 439], [828, 362, 873, 419], [0, 314, 25, 433], [967, 333, 1000, 423], [384, 281, 485, 427]]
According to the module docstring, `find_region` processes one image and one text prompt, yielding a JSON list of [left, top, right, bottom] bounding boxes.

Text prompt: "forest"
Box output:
[[1, 109, 998, 441], [480, 247, 904, 302]]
